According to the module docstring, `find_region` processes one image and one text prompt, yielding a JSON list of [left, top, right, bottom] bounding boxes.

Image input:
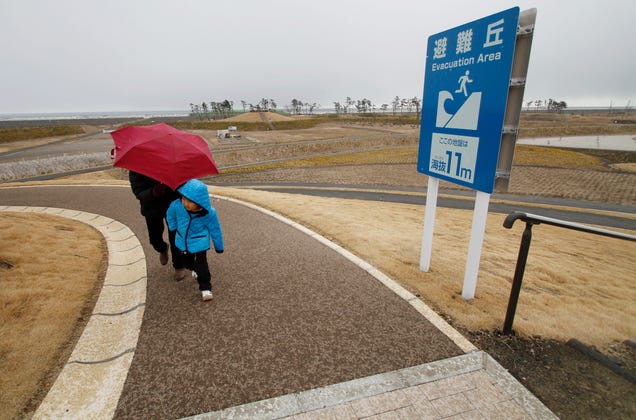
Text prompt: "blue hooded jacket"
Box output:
[[166, 179, 224, 254]]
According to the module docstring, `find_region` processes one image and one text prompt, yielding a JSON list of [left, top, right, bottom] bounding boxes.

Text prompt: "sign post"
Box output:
[[418, 7, 534, 299]]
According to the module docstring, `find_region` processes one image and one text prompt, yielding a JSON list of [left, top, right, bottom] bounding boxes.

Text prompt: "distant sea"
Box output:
[[0, 110, 191, 121]]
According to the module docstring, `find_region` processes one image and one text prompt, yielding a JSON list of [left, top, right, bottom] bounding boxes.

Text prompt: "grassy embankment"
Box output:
[[0, 125, 84, 143]]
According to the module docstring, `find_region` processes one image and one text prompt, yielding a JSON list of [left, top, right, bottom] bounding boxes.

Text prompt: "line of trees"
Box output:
[[238, 98, 319, 114], [526, 99, 568, 112], [332, 96, 421, 118], [189, 100, 234, 120], [188, 97, 636, 119], [240, 98, 278, 113], [189, 95, 423, 118], [286, 99, 320, 115]]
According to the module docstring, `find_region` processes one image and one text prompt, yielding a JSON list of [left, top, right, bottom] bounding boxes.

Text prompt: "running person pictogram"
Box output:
[[455, 70, 473, 97]]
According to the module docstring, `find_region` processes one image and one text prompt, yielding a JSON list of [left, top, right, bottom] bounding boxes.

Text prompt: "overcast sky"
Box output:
[[1, 0, 634, 114]]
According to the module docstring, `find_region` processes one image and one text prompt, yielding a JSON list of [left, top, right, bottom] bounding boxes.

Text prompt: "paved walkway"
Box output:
[[0, 185, 555, 419]]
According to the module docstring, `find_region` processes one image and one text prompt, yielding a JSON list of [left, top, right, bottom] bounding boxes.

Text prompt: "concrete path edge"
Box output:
[[0, 205, 147, 419]]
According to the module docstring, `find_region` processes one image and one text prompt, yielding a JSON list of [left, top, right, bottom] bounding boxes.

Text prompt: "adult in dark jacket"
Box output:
[[129, 170, 186, 279]]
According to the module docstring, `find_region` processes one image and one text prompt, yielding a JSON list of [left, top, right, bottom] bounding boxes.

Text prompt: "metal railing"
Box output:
[[502, 211, 636, 334]]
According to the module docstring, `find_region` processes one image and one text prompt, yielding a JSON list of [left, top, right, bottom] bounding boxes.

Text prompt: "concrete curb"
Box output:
[[0, 206, 146, 419]]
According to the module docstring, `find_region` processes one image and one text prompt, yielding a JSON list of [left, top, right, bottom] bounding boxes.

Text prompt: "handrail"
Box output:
[[504, 211, 636, 241], [502, 211, 636, 334]]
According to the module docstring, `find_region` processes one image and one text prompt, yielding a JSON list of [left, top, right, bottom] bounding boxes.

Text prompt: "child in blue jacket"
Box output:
[[166, 179, 224, 301]]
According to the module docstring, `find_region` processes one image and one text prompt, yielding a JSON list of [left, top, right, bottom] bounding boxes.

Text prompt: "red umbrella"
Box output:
[[110, 123, 219, 190]]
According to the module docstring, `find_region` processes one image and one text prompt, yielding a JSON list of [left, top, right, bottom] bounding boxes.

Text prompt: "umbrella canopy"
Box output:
[[110, 123, 219, 190]]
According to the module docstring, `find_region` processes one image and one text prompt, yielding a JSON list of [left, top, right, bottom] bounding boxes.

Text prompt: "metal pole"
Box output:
[[494, 8, 537, 193], [462, 191, 491, 299], [503, 221, 534, 334], [420, 177, 439, 272]]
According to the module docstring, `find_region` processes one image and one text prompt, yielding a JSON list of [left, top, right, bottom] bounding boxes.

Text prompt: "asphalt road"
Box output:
[[0, 131, 113, 162]]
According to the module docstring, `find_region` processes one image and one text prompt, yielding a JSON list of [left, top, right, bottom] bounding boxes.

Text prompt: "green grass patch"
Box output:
[[0, 126, 84, 143]]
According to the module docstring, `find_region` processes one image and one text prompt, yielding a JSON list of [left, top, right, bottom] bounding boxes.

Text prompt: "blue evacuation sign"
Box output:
[[417, 7, 520, 193]]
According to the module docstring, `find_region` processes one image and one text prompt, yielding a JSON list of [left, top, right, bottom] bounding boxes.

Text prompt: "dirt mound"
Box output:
[[221, 112, 294, 123]]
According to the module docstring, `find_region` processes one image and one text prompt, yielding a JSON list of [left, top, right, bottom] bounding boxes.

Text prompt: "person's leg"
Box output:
[[172, 249, 188, 281], [181, 251, 194, 270], [145, 214, 168, 264], [168, 229, 185, 269], [193, 251, 212, 292]]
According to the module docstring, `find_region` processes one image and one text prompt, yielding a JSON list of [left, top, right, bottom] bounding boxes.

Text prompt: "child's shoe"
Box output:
[[192, 271, 198, 279], [201, 290, 213, 301]]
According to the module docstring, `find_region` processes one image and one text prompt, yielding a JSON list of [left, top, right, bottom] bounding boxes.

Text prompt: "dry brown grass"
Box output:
[[0, 125, 85, 144], [614, 162, 636, 171], [222, 147, 419, 173], [0, 212, 106, 419], [215, 135, 418, 169], [220, 144, 612, 175], [512, 145, 607, 169], [200, 124, 407, 148], [519, 113, 636, 137]]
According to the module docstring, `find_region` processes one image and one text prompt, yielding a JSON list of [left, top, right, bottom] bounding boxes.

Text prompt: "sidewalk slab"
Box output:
[[186, 352, 556, 420]]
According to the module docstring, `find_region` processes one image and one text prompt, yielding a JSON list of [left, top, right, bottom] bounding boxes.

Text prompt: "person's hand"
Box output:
[[152, 183, 167, 197]]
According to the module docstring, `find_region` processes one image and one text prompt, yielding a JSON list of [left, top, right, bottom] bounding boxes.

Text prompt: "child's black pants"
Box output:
[[181, 250, 212, 291]]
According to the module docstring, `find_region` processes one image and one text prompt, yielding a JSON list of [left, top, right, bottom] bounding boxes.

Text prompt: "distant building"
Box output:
[[217, 127, 240, 139]]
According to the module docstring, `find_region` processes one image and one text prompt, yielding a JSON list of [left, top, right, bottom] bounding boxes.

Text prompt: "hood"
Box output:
[[177, 179, 212, 212]]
